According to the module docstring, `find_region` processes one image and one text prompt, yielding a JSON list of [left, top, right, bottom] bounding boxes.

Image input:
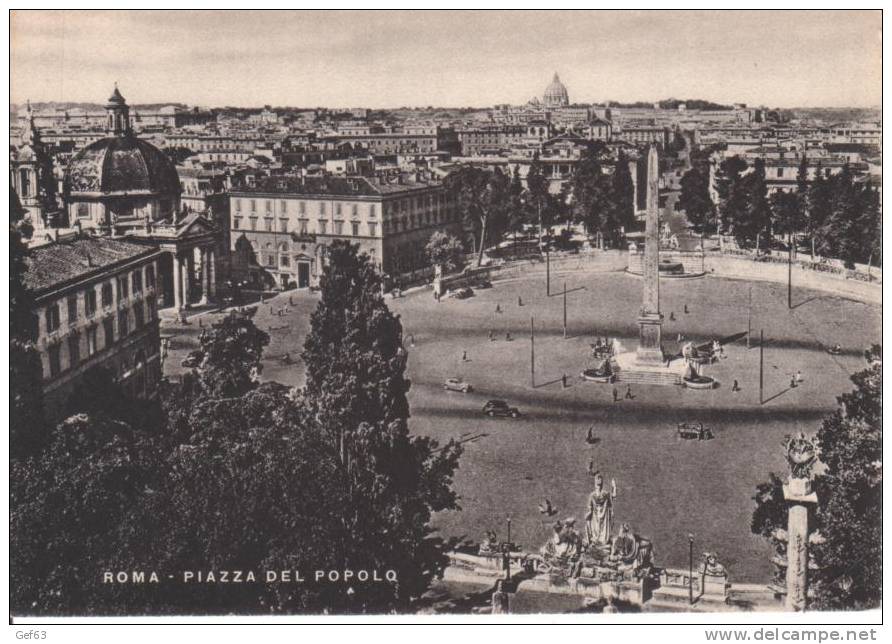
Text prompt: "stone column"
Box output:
[[172, 252, 182, 311], [198, 248, 209, 306], [181, 254, 191, 308], [783, 477, 818, 611], [208, 250, 217, 298]]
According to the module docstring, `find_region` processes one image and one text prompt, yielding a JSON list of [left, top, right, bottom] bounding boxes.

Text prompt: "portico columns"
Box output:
[[181, 254, 191, 308], [199, 248, 210, 306], [172, 252, 182, 311], [208, 250, 217, 298]]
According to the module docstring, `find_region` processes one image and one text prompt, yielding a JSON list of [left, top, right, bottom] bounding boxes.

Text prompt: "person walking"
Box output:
[[625, 385, 633, 400], [495, 303, 501, 314], [795, 369, 803, 384], [489, 329, 495, 342], [505, 332, 513, 342], [669, 311, 675, 321], [731, 379, 740, 392], [562, 374, 568, 388], [612, 387, 619, 403], [790, 375, 797, 389], [462, 350, 468, 362], [684, 303, 689, 314], [518, 296, 523, 307]]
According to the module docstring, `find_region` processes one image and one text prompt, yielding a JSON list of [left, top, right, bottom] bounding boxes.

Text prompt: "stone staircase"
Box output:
[[613, 367, 682, 386], [646, 583, 784, 613]]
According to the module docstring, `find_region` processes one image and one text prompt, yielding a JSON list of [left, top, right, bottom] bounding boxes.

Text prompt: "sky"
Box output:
[[10, 10, 882, 109]]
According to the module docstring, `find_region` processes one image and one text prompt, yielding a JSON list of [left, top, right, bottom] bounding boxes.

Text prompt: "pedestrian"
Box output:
[[518, 296, 523, 307], [506, 332, 512, 342], [612, 387, 619, 403], [669, 311, 675, 321], [489, 330, 495, 341], [562, 374, 567, 388], [795, 370, 803, 384], [495, 303, 501, 314], [289, 296, 294, 306], [790, 376, 797, 389], [625, 384, 633, 400], [270, 305, 275, 315], [462, 350, 468, 362], [409, 334, 415, 347], [677, 333, 684, 344], [684, 304, 689, 314], [731, 379, 740, 392]]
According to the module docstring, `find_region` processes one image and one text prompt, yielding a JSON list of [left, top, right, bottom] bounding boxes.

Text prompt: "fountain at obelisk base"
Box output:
[[613, 145, 689, 386]]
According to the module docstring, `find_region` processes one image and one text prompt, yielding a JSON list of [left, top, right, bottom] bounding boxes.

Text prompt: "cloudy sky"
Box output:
[[10, 10, 882, 109]]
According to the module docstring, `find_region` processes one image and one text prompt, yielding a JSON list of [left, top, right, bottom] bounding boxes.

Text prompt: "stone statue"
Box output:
[[699, 552, 727, 577], [784, 433, 818, 480], [585, 472, 617, 547]]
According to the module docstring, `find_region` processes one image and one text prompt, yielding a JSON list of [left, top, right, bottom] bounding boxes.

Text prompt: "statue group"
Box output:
[[536, 471, 654, 580]]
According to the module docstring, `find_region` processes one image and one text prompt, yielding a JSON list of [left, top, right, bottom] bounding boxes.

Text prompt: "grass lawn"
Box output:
[[161, 268, 879, 585]]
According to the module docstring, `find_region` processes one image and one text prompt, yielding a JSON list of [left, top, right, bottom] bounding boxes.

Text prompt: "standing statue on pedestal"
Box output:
[[585, 472, 617, 547]]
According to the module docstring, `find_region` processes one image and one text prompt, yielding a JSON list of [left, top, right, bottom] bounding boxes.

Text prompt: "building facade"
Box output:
[[229, 176, 461, 289], [23, 236, 163, 419]]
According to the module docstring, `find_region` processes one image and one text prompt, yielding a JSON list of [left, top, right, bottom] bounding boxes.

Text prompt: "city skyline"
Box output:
[[11, 10, 882, 110]]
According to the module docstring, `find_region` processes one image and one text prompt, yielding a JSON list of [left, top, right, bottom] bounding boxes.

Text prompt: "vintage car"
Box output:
[[482, 399, 520, 418], [180, 350, 205, 369], [677, 422, 714, 441], [443, 377, 473, 393], [451, 286, 474, 299]]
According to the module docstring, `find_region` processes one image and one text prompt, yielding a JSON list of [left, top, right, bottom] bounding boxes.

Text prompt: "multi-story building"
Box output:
[[327, 132, 439, 156], [23, 236, 163, 419], [229, 175, 461, 289], [615, 125, 671, 147], [456, 125, 526, 156]]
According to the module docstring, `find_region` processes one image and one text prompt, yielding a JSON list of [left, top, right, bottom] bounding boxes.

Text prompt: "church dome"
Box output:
[[544, 72, 569, 107], [65, 135, 181, 198]]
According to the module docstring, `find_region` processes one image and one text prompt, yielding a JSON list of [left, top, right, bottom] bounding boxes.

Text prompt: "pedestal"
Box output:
[[636, 312, 665, 366]]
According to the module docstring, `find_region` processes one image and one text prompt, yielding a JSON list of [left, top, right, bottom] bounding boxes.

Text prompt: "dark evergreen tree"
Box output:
[[301, 241, 462, 612], [677, 164, 715, 235], [444, 165, 510, 265], [714, 155, 748, 236]]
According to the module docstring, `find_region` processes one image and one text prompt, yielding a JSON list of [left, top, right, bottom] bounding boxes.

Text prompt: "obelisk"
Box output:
[[635, 144, 665, 366]]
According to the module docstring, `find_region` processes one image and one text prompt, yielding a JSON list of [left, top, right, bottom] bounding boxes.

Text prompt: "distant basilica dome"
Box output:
[[543, 72, 569, 108]]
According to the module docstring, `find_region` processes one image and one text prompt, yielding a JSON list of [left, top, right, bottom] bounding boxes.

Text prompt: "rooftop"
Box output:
[[24, 236, 157, 295], [231, 175, 441, 197]]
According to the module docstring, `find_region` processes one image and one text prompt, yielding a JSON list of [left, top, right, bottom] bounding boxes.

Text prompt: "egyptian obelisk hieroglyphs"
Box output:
[[635, 144, 665, 366]]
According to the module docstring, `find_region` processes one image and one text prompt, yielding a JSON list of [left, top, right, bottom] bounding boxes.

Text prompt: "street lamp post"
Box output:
[[530, 316, 535, 387], [788, 240, 793, 309], [562, 281, 567, 339], [689, 533, 695, 605]]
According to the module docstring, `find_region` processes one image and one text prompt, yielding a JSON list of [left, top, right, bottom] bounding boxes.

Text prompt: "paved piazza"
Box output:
[[162, 268, 879, 584]]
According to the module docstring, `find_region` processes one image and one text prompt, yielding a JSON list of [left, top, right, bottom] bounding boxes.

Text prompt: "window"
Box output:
[[235, 199, 242, 213], [87, 326, 98, 356], [265, 200, 272, 213], [352, 222, 360, 236], [318, 220, 327, 234], [351, 204, 358, 217], [280, 200, 288, 213], [101, 283, 113, 308], [299, 219, 308, 235], [77, 203, 90, 219], [369, 204, 376, 219], [250, 218, 257, 231], [147, 297, 156, 322], [117, 275, 129, 300], [777, 168, 784, 178], [320, 202, 327, 215], [67, 295, 78, 323], [250, 200, 257, 213], [368, 222, 377, 236], [46, 303, 61, 333], [279, 219, 288, 233], [334, 221, 344, 235], [299, 201, 306, 214], [84, 289, 97, 318], [233, 217, 241, 229], [280, 255, 290, 267], [266, 255, 275, 267], [103, 317, 115, 347], [68, 334, 80, 367], [146, 265, 156, 288], [134, 303, 144, 329], [132, 270, 143, 293], [118, 310, 129, 337], [48, 344, 61, 377]]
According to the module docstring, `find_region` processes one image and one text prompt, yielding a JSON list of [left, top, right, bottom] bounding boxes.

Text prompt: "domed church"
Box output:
[[64, 85, 182, 231], [543, 72, 569, 108]]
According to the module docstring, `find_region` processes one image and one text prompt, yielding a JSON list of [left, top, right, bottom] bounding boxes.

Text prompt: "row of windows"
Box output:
[[233, 207, 458, 237], [233, 194, 450, 217], [45, 300, 155, 379], [45, 266, 155, 334]]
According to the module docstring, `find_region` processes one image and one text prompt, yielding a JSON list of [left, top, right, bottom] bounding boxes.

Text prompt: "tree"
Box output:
[[677, 164, 715, 236], [714, 155, 748, 236], [444, 165, 510, 266], [194, 311, 270, 398], [10, 188, 45, 457], [505, 165, 526, 239], [301, 241, 462, 612], [751, 346, 882, 611], [568, 142, 612, 247], [806, 163, 832, 260], [604, 150, 636, 246], [425, 231, 465, 274], [770, 190, 805, 241], [811, 346, 882, 609]]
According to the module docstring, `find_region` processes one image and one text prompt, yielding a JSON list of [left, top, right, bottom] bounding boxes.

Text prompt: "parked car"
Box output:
[[482, 399, 520, 418], [474, 279, 493, 289], [443, 377, 473, 393], [452, 286, 474, 299], [180, 350, 205, 369]]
